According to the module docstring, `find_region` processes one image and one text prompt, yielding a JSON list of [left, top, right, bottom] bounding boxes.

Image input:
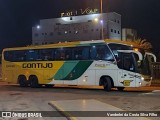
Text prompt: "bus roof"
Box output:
[[3, 39, 139, 51]]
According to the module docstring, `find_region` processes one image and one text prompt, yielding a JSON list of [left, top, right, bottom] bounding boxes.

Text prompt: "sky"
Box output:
[[0, 0, 160, 56]]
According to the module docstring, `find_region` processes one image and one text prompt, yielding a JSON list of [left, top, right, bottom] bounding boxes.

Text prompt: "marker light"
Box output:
[[134, 48, 139, 52], [94, 18, 99, 22]]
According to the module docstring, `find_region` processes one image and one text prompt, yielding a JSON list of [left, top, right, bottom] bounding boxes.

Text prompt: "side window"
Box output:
[[90, 46, 97, 59], [55, 48, 65, 60], [123, 54, 135, 71], [96, 46, 106, 59], [82, 47, 90, 60], [39, 49, 54, 61], [26, 50, 38, 61], [73, 47, 83, 60], [65, 48, 72, 60], [4, 50, 27, 62], [73, 46, 90, 60], [14, 50, 27, 61], [108, 43, 132, 51], [4, 51, 14, 61], [90, 45, 114, 61]]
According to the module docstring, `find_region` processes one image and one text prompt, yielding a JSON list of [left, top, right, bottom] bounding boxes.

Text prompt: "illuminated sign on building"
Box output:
[[61, 8, 99, 17]]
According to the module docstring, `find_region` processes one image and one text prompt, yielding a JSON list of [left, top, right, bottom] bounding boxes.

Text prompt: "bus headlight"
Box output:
[[139, 82, 142, 85], [141, 77, 144, 81]]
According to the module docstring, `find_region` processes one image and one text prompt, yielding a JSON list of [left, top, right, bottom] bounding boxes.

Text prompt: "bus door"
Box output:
[[144, 52, 157, 75], [117, 51, 139, 87], [117, 50, 142, 87]]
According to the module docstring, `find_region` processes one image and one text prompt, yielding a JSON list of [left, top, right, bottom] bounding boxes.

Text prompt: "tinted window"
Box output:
[[108, 43, 132, 51], [4, 44, 114, 62], [90, 45, 114, 61]]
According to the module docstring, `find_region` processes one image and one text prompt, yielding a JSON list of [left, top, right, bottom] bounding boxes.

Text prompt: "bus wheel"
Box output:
[[117, 87, 125, 91], [18, 75, 28, 87], [45, 84, 53, 88], [103, 77, 112, 92], [29, 76, 39, 88]]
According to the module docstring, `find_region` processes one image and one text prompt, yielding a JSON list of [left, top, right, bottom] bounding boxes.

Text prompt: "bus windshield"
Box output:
[[137, 52, 156, 76], [139, 56, 151, 75], [116, 52, 137, 72]]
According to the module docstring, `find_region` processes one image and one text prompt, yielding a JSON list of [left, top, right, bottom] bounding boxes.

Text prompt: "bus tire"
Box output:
[[29, 76, 39, 88], [18, 75, 28, 87], [103, 77, 112, 92], [45, 84, 54, 88], [117, 87, 125, 91]]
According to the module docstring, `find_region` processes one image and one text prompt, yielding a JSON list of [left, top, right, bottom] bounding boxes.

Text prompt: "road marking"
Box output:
[[49, 99, 151, 120]]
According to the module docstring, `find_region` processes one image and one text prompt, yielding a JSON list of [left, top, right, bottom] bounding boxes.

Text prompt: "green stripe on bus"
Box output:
[[62, 61, 93, 80], [52, 61, 79, 80]]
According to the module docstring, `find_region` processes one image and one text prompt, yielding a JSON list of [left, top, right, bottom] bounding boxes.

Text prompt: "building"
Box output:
[[122, 28, 137, 41], [32, 12, 121, 45]]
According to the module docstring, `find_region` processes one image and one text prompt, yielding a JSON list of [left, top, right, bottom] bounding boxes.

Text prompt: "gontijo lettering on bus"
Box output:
[[22, 63, 53, 68]]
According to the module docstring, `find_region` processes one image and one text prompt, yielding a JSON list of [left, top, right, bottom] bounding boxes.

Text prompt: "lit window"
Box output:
[[75, 31, 78, 34]]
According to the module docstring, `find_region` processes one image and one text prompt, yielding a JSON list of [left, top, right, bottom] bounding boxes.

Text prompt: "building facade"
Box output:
[[122, 28, 137, 41], [32, 12, 121, 45]]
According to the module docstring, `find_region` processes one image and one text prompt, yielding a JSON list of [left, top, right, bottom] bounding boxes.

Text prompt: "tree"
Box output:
[[128, 39, 152, 52]]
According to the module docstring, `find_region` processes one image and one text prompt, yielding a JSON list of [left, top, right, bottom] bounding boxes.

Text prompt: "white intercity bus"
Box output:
[[2, 40, 156, 91]]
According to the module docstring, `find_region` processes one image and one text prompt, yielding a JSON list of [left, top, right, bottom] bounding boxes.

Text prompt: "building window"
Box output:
[[42, 33, 44, 35], [111, 29, 113, 32], [69, 31, 72, 33], [70, 17, 72, 20], [117, 20, 120, 23], [118, 31, 120, 34], [75, 31, 78, 34], [114, 30, 116, 33], [45, 33, 47, 35], [50, 32, 53, 36], [96, 29, 99, 31], [88, 20, 92, 22], [83, 30, 88, 33], [56, 23, 61, 25], [34, 33, 38, 37], [58, 32, 61, 35]]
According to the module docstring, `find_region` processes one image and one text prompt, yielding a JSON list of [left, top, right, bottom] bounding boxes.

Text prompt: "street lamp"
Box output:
[[100, 0, 103, 13], [100, 0, 104, 40], [36, 25, 40, 29]]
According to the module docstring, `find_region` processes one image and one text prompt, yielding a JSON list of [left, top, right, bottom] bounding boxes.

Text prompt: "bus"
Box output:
[[2, 40, 156, 91]]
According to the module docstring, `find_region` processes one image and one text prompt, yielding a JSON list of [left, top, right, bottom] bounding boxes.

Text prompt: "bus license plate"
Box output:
[[124, 80, 130, 86]]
